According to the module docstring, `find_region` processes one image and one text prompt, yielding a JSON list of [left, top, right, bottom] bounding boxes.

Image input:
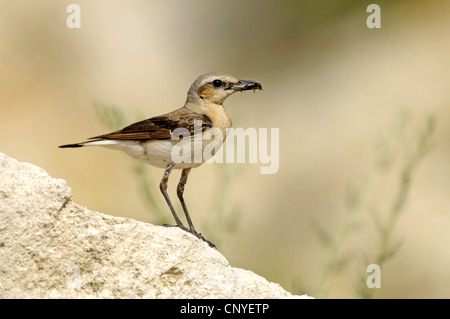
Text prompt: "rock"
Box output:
[[0, 153, 310, 298]]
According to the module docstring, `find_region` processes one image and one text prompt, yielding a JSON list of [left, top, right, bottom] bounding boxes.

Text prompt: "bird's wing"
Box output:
[[88, 113, 213, 141]]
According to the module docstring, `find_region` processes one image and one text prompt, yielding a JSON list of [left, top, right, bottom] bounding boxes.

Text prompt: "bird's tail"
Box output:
[[59, 143, 84, 148], [59, 140, 117, 148]]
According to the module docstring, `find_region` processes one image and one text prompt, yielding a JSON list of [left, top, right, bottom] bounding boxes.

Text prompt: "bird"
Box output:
[[59, 72, 262, 248]]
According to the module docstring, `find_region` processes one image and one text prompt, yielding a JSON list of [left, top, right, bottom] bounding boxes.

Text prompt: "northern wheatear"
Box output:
[[60, 72, 262, 247]]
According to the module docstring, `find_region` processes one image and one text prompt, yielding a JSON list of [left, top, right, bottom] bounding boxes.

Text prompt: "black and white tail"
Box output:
[[59, 140, 117, 148]]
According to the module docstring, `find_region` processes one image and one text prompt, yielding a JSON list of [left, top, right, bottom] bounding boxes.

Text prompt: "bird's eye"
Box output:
[[212, 79, 223, 88]]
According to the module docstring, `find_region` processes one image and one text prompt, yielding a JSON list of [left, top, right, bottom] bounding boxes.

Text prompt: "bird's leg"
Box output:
[[160, 164, 215, 248], [159, 163, 187, 230], [176, 168, 216, 248], [177, 168, 196, 232]]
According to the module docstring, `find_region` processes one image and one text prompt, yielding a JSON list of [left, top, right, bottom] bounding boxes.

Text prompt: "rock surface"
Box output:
[[0, 153, 309, 298]]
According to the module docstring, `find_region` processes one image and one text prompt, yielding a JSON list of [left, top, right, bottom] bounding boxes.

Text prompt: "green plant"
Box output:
[[205, 164, 243, 255], [307, 111, 436, 298], [356, 114, 436, 298], [93, 101, 169, 225]]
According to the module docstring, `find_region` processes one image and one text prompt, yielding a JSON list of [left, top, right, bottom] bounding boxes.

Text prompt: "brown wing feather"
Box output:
[[88, 113, 213, 141]]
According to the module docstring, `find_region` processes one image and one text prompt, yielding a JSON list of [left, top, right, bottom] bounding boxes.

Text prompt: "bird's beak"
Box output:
[[227, 80, 262, 92]]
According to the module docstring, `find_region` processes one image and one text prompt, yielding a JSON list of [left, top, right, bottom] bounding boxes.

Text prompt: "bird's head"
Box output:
[[186, 72, 262, 105]]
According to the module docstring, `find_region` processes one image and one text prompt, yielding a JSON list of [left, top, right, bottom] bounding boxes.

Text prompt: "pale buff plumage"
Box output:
[[60, 72, 262, 247]]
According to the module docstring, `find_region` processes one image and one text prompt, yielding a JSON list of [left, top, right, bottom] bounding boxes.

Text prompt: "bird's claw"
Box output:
[[163, 223, 216, 248]]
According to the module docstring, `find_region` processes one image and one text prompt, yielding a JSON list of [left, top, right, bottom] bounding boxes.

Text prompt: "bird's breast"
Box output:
[[204, 105, 232, 140]]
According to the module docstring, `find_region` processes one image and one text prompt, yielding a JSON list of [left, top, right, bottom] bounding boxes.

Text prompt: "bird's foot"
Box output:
[[163, 223, 216, 248], [163, 223, 189, 232], [190, 231, 216, 249]]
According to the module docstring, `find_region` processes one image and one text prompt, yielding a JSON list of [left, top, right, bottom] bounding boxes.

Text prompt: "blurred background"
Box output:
[[1, 0, 449, 298]]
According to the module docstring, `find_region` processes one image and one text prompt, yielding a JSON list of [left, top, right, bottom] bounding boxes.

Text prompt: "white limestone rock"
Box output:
[[0, 153, 310, 299]]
